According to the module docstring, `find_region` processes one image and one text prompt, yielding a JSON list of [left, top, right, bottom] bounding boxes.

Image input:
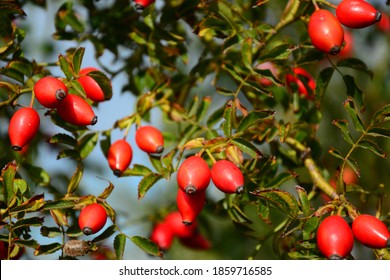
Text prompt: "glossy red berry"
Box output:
[[150, 221, 175, 250], [177, 188, 206, 225], [78, 203, 107, 235], [107, 139, 133, 175], [8, 107, 40, 151], [316, 215, 354, 259], [164, 211, 197, 239], [134, 0, 155, 10], [78, 67, 106, 102], [336, 0, 381, 29], [285, 67, 316, 99], [135, 125, 164, 154], [211, 160, 245, 194], [33, 76, 68, 108], [352, 214, 390, 249], [308, 9, 344, 55], [177, 155, 211, 194], [56, 94, 97, 126]]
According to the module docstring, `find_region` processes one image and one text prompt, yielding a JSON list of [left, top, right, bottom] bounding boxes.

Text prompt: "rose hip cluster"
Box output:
[[317, 214, 390, 259], [8, 67, 108, 151], [150, 211, 211, 251], [308, 0, 381, 55]]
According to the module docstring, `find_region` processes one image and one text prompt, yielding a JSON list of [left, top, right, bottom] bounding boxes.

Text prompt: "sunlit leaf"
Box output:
[[251, 189, 300, 219], [138, 173, 163, 199], [131, 236, 162, 257], [114, 234, 126, 260], [67, 162, 84, 195]]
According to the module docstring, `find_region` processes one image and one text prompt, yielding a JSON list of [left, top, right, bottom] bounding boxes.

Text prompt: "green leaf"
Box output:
[[231, 137, 263, 158], [121, 164, 153, 177], [337, 58, 373, 79], [328, 147, 345, 161], [195, 96, 212, 122], [40, 226, 62, 238], [138, 173, 163, 199], [92, 225, 116, 243], [98, 180, 115, 200], [72, 47, 85, 74], [67, 162, 84, 195], [332, 119, 354, 144], [131, 236, 162, 257], [48, 133, 77, 147], [77, 132, 99, 159], [251, 189, 300, 220], [148, 154, 163, 173], [58, 54, 73, 80], [22, 163, 50, 187], [34, 243, 63, 256], [343, 75, 365, 110], [265, 171, 297, 189], [367, 127, 390, 138], [13, 178, 28, 194], [7, 59, 33, 78], [315, 67, 334, 101], [371, 104, 390, 124], [259, 43, 293, 61], [13, 217, 44, 230], [303, 216, 319, 240], [114, 234, 126, 260], [57, 149, 81, 160], [237, 110, 275, 133], [358, 140, 387, 158], [296, 186, 311, 217], [11, 194, 45, 214], [344, 98, 365, 132], [2, 161, 17, 206], [42, 199, 76, 211], [241, 38, 253, 70], [222, 102, 234, 138]]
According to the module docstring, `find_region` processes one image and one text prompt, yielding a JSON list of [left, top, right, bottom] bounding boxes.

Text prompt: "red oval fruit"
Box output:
[[336, 0, 381, 29], [316, 215, 354, 259], [135, 125, 164, 154], [8, 107, 40, 151], [177, 188, 206, 225], [78, 203, 107, 235], [164, 211, 197, 239], [107, 139, 133, 176], [352, 214, 390, 249], [78, 67, 106, 102], [211, 160, 245, 194], [56, 94, 97, 126], [308, 9, 344, 55], [150, 221, 175, 250], [134, 0, 155, 10], [285, 67, 316, 100], [33, 76, 68, 108], [177, 155, 211, 194]]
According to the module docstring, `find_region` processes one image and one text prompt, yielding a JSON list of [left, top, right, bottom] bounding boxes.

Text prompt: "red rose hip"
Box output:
[[78, 203, 107, 235], [34, 76, 68, 108], [308, 9, 344, 55], [78, 67, 107, 102], [336, 0, 381, 29], [135, 125, 164, 154], [177, 155, 211, 194], [316, 215, 354, 259], [8, 107, 40, 151], [177, 188, 206, 225], [107, 139, 133, 175], [134, 0, 155, 10], [211, 160, 245, 194], [352, 214, 390, 249], [56, 94, 97, 126], [150, 221, 175, 250]]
